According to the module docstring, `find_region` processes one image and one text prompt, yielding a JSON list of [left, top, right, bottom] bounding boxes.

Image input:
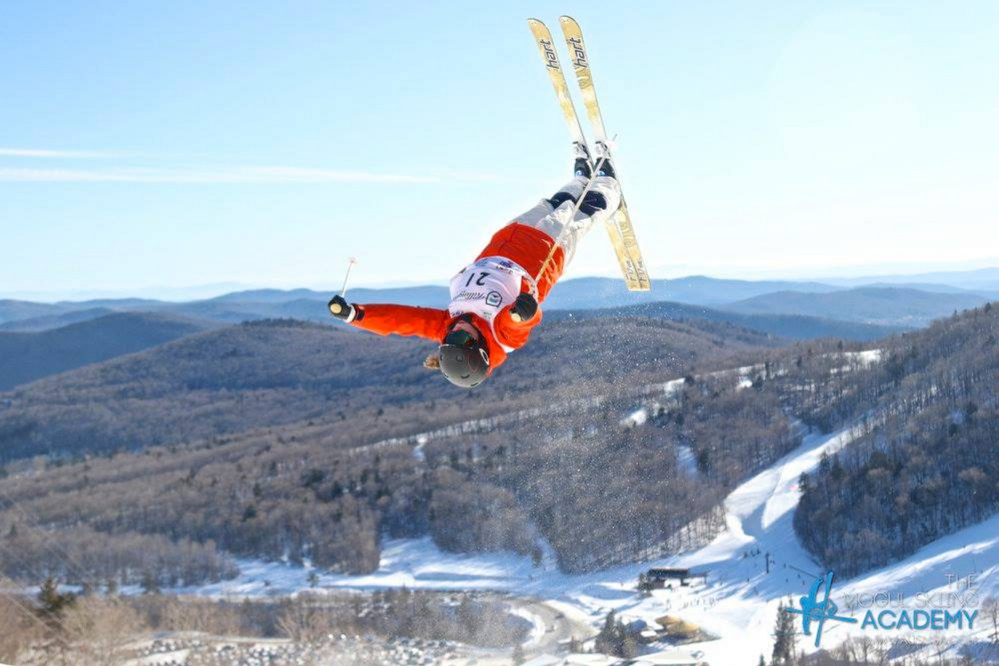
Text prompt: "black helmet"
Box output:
[[439, 326, 490, 388]]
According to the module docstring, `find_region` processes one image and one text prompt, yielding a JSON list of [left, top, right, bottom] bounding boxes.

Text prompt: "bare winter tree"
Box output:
[[61, 596, 145, 666], [984, 596, 999, 644], [0, 592, 48, 664], [277, 596, 332, 644]]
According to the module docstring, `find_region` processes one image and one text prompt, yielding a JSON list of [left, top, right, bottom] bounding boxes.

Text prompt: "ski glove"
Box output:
[[510, 293, 538, 322], [328, 295, 357, 322]]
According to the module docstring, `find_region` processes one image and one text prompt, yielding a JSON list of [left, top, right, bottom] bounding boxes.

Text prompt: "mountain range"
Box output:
[[1, 274, 994, 394], [819, 265, 999, 292], [2, 274, 994, 331], [0, 312, 216, 391], [724, 286, 990, 327]]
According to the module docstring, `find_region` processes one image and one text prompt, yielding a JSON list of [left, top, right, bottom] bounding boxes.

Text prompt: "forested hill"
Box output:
[[725, 286, 990, 327], [0, 304, 993, 586], [1, 300, 992, 588], [550, 301, 901, 341], [794, 302, 998, 576], [0, 312, 215, 390], [0, 313, 790, 586], [0, 314, 776, 461], [0, 306, 116, 332]]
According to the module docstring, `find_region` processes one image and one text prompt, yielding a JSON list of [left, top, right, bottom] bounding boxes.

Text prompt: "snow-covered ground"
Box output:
[[847, 349, 884, 366], [186, 420, 998, 664], [179, 351, 996, 664], [179, 539, 553, 597]]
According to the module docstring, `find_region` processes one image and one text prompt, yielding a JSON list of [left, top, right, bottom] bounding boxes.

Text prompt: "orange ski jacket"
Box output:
[[349, 222, 566, 372]]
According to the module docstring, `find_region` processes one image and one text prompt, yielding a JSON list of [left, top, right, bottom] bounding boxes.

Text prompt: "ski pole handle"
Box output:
[[339, 258, 357, 299], [329, 258, 357, 316]]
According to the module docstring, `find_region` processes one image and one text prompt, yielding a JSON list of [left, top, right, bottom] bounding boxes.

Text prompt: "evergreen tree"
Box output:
[[620, 631, 639, 658], [511, 643, 526, 665], [638, 573, 651, 596], [771, 599, 797, 666], [594, 609, 636, 657], [595, 610, 620, 655], [457, 596, 482, 639], [140, 570, 161, 595], [37, 576, 75, 622]]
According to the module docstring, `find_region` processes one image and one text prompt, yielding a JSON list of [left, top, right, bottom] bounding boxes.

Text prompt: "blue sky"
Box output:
[[2, 1, 998, 299]]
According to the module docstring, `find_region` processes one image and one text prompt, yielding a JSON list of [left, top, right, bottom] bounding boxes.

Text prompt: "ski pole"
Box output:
[[329, 257, 357, 315], [512, 155, 608, 323]]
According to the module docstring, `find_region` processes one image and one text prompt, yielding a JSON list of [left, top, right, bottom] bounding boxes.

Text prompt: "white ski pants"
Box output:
[[516, 175, 621, 266]]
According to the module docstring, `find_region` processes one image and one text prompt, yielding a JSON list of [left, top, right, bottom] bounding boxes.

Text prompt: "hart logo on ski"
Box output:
[[566, 37, 587, 68], [539, 39, 560, 70]]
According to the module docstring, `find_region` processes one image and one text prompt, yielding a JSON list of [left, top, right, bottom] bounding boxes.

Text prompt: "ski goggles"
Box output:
[[444, 329, 478, 348]]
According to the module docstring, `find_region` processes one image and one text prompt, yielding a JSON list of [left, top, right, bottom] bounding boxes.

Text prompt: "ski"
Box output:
[[526, 18, 587, 145], [559, 15, 651, 291], [527, 18, 647, 291]]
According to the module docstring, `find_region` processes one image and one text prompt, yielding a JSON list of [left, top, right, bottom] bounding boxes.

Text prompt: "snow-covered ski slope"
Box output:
[[187, 419, 998, 665]]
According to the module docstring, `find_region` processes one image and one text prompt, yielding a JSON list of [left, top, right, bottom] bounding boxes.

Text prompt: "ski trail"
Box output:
[[759, 426, 858, 531], [714, 425, 860, 551], [663, 426, 865, 641]]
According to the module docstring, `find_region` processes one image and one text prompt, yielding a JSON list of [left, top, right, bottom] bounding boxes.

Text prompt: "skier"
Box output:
[[328, 144, 621, 388]]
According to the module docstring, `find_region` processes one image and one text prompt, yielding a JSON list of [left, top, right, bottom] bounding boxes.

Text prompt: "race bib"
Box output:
[[448, 258, 526, 325]]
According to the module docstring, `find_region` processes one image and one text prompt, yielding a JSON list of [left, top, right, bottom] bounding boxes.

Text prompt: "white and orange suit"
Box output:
[[348, 174, 621, 374]]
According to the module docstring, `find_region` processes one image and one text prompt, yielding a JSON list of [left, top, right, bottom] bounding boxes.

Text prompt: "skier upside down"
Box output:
[[328, 144, 620, 388]]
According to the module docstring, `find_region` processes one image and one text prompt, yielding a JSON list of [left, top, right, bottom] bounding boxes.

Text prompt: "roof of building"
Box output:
[[625, 647, 703, 665], [522, 654, 621, 666]]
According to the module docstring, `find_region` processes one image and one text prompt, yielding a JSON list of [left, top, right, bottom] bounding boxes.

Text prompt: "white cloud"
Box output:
[[237, 166, 438, 184], [0, 148, 511, 184], [0, 147, 121, 158], [0, 165, 439, 184]]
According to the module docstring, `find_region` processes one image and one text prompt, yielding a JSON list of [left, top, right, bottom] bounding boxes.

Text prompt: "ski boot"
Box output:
[[573, 141, 592, 178], [593, 140, 616, 179]]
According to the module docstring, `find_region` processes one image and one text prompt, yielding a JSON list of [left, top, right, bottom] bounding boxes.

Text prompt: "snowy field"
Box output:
[[185, 420, 998, 665]]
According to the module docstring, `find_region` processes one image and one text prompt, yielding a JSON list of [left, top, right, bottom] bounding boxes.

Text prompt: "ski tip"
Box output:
[[559, 15, 579, 26], [527, 17, 549, 34]]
